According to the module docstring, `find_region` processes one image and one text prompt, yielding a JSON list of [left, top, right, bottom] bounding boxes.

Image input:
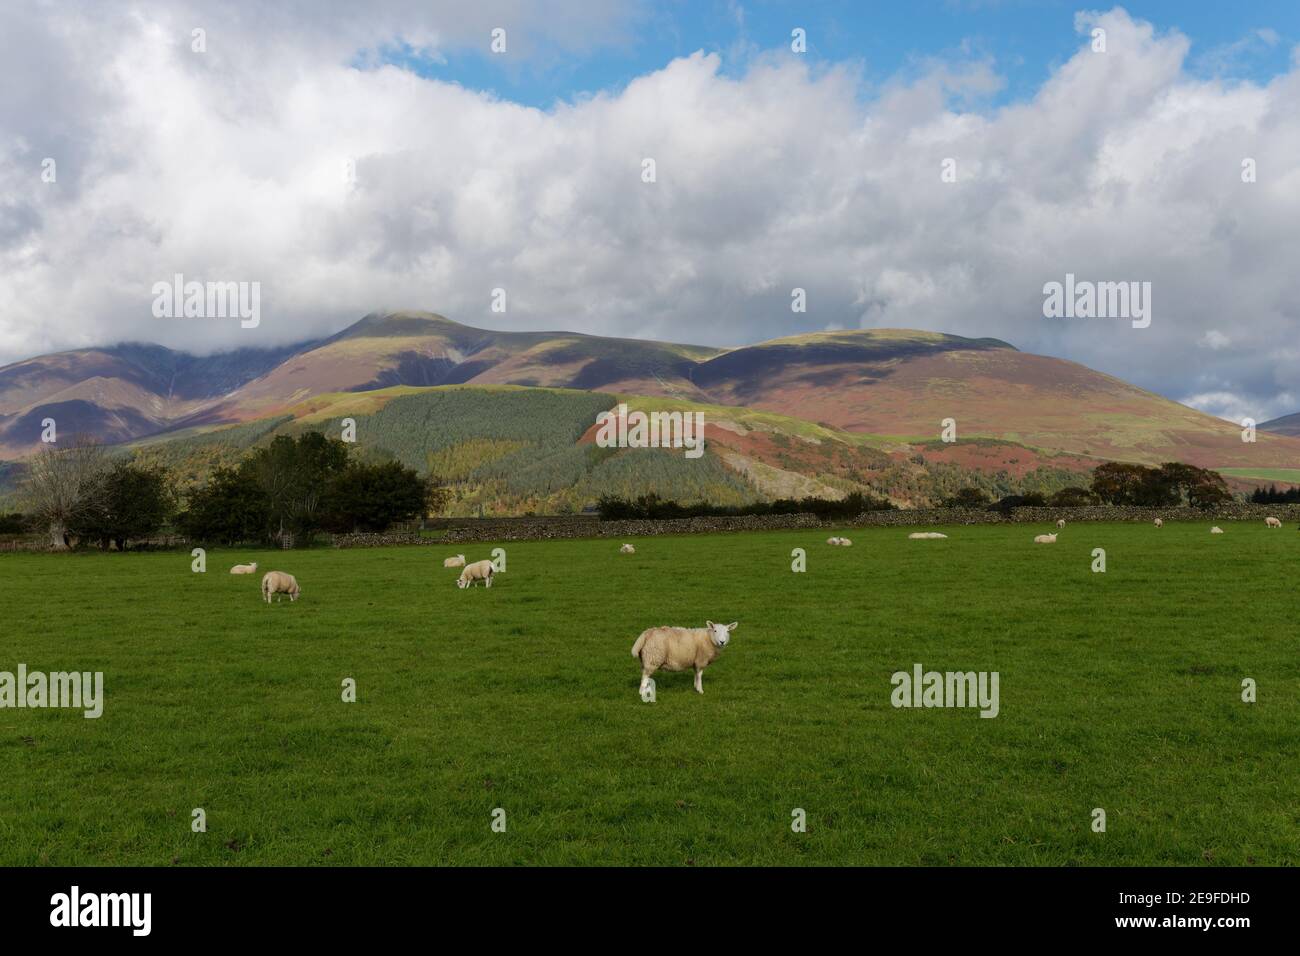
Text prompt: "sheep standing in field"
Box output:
[[631, 621, 737, 699], [1056, 519, 1066, 529], [443, 554, 466, 568], [620, 543, 636, 554], [908, 532, 948, 539], [1154, 518, 1163, 528], [456, 559, 496, 589], [1211, 526, 1224, 534], [261, 571, 300, 603], [1265, 516, 1282, 528], [230, 562, 258, 575], [1033, 533, 1058, 544]]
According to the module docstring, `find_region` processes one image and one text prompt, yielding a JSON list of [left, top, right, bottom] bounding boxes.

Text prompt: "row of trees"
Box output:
[[1088, 462, 1232, 508], [1249, 484, 1300, 504], [596, 490, 894, 521], [19, 432, 445, 550], [941, 462, 1233, 511], [10, 438, 1259, 547], [942, 487, 1101, 509]]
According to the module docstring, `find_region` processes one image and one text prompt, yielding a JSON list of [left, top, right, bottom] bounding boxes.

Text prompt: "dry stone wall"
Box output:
[[331, 503, 1300, 546]]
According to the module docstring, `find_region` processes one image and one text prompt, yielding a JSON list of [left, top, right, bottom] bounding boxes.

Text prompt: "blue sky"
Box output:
[[375, 1, 1300, 109]]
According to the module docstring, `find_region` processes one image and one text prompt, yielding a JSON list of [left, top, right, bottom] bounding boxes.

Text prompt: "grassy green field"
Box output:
[[1219, 467, 1300, 484], [1, 522, 1296, 866]]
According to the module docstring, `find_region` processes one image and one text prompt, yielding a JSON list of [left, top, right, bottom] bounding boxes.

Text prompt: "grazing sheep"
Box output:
[[1265, 516, 1282, 528], [229, 562, 258, 575], [1154, 518, 1163, 528], [261, 571, 300, 604], [456, 559, 495, 589], [1033, 533, 1058, 544], [443, 554, 466, 568], [908, 532, 948, 539], [620, 543, 636, 554], [1056, 519, 1066, 529], [1211, 526, 1224, 534], [631, 621, 737, 698]]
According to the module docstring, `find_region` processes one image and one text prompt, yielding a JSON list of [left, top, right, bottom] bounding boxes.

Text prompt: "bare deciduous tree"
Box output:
[[19, 437, 108, 549]]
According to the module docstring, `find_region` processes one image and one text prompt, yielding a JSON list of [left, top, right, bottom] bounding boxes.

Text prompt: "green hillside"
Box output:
[[131, 416, 294, 493], [1218, 467, 1300, 484], [126, 386, 762, 515], [31, 383, 1106, 515]]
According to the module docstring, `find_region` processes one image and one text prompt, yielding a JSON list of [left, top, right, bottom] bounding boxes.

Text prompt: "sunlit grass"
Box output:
[[2, 521, 1295, 865]]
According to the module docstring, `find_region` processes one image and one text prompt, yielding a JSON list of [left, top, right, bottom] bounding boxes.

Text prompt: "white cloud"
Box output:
[[1182, 390, 1295, 426], [1, 4, 1298, 417]]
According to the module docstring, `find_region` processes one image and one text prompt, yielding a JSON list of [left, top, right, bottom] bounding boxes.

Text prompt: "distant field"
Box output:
[[2, 523, 1296, 865], [1218, 467, 1300, 484]]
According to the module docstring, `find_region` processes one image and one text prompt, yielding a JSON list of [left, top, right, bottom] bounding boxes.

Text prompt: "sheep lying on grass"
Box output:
[[826, 536, 842, 545], [1154, 518, 1163, 528], [620, 543, 636, 554], [1033, 533, 1058, 544], [631, 621, 737, 699], [1265, 516, 1282, 528], [826, 537, 852, 546], [443, 554, 466, 568], [261, 571, 300, 603], [230, 562, 258, 575], [908, 532, 948, 539], [1211, 526, 1224, 534], [457, 559, 495, 589]]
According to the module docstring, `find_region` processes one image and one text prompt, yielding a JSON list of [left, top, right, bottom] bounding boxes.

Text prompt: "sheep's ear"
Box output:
[[706, 620, 715, 629], [727, 622, 738, 631]]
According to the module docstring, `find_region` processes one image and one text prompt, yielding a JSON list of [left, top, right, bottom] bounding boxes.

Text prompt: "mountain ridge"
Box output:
[[2, 311, 1297, 476], [1259, 411, 1300, 437]]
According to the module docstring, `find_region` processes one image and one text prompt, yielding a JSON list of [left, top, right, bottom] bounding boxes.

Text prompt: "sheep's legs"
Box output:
[[639, 673, 654, 698], [694, 668, 704, 694]]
